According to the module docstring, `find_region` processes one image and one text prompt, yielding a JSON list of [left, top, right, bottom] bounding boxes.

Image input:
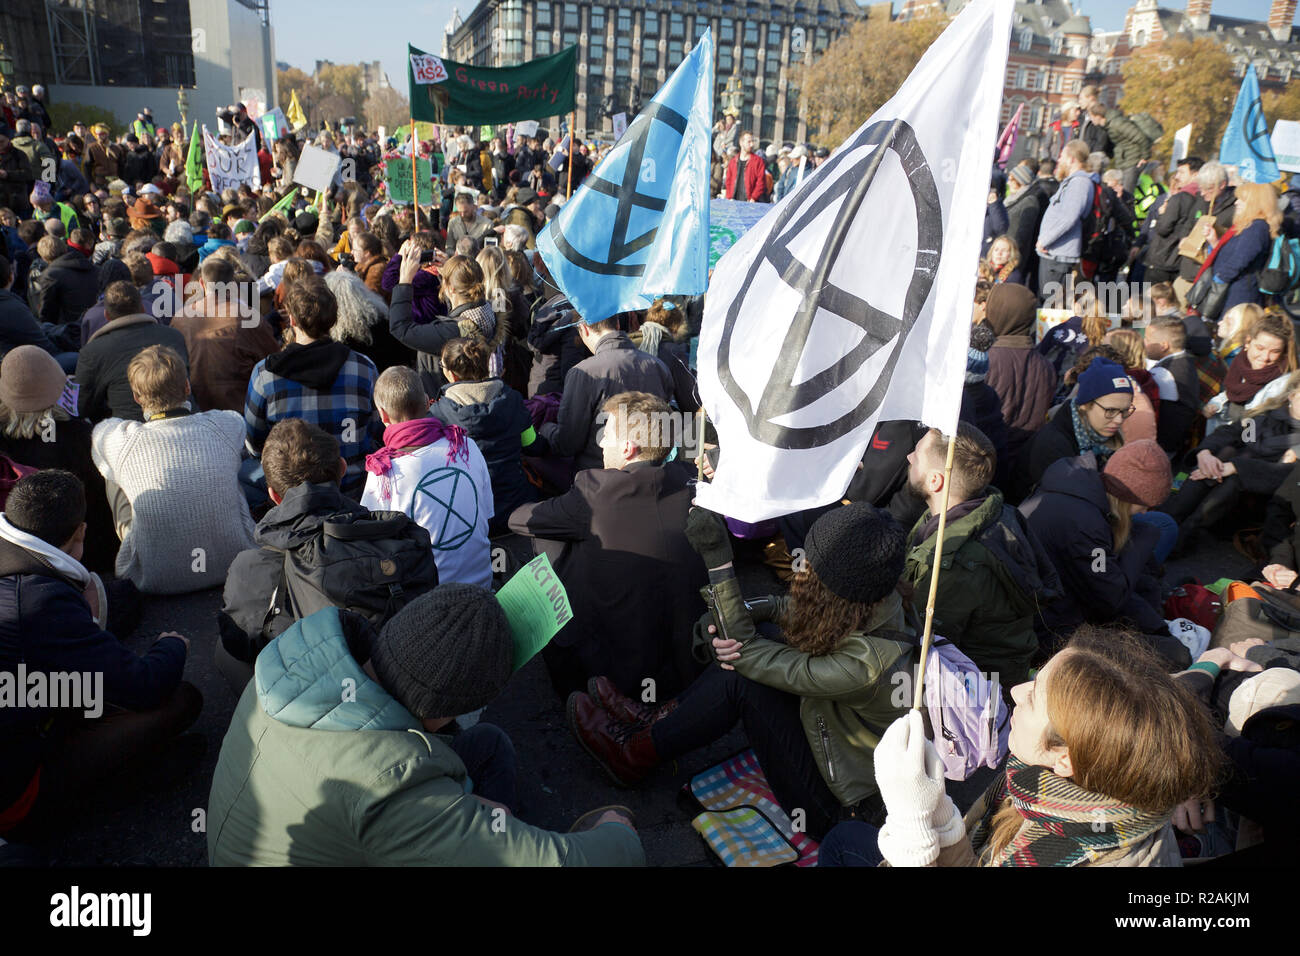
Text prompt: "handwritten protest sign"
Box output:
[[386, 157, 434, 205], [516, 119, 539, 139], [203, 127, 261, 193], [410, 53, 449, 84], [293, 144, 342, 193], [496, 554, 572, 671], [612, 112, 628, 141]]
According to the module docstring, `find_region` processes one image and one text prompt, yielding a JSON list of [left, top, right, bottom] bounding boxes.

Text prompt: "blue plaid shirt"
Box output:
[[244, 346, 379, 493]]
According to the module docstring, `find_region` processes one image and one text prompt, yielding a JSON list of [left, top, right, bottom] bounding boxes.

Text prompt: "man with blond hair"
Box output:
[[91, 344, 254, 593], [509, 391, 706, 699]]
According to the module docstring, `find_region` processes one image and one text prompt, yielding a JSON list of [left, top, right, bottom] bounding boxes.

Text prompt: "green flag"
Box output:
[[408, 45, 576, 126], [259, 187, 298, 223], [185, 124, 204, 195]]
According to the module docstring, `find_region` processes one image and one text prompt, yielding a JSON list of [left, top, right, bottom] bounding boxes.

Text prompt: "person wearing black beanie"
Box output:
[[567, 503, 917, 841]]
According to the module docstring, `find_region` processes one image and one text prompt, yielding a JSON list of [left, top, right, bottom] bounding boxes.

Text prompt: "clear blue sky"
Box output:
[[270, 0, 1298, 89]]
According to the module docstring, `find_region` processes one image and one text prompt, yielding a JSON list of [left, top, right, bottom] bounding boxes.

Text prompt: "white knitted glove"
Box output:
[[874, 710, 962, 866]]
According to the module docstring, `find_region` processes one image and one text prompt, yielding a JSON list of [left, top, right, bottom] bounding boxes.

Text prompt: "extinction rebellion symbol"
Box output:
[[548, 101, 688, 277], [715, 118, 942, 450]]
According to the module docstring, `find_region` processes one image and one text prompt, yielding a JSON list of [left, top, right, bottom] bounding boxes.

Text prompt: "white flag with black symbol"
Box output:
[[695, 0, 1014, 523]]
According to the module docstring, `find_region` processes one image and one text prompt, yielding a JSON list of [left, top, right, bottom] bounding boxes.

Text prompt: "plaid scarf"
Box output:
[[967, 757, 1170, 867]]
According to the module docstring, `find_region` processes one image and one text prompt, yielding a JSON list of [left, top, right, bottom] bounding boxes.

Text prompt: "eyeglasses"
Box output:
[[1096, 403, 1136, 421]]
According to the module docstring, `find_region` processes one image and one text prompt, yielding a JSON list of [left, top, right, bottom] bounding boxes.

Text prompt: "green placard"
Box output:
[[385, 156, 433, 205], [497, 553, 572, 671], [409, 44, 577, 126]]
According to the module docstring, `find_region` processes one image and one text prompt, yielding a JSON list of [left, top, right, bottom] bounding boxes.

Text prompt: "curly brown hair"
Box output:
[[777, 567, 877, 656]]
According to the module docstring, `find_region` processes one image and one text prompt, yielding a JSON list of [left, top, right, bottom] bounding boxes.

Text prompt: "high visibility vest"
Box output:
[[1134, 173, 1166, 222]]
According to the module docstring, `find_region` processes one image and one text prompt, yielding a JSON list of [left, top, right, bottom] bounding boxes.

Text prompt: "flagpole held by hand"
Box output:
[[410, 115, 421, 232], [913, 428, 957, 711]]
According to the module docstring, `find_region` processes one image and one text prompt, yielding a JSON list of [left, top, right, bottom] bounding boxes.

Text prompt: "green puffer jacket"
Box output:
[[1106, 110, 1154, 171], [207, 607, 644, 866], [705, 572, 914, 809], [903, 490, 1059, 690]]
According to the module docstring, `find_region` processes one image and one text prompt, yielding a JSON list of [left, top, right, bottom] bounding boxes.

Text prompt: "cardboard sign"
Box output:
[[496, 554, 572, 671], [1273, 120, 1300, 174], [293, 143, 342, 193], [385, 156, 434, 205], [612, 112, 628, 141], [410, 53, 448, 85], [203, 127, 261, 193]]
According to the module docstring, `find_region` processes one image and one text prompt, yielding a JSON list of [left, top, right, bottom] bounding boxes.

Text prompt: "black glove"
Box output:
[[685, 507, 733, 569]]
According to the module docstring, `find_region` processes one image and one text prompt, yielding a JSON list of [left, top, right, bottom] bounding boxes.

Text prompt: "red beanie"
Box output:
[[1102, 439, 1172, 509]]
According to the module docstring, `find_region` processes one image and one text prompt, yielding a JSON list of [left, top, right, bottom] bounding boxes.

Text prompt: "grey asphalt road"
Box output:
[[31, 531, 1250, 867]]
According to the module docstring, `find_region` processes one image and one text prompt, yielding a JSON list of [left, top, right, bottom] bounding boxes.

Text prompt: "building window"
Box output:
[[642, 36, 658, 68], [618, 9, 632, 34], [744, 22, 758, 46], [720, 18, 734, 45], [743, 48, 757, 73], [616, 33, 631, 65], [536, 33, 553, 56], [535, 2, 551, 28], [644, 11, 660, 37], [1014, 66, 1026, 88], [814, 28, 828, 52], [590, 6, 605, 32], [668, 40, 683, 67], [563, 4, 579, 30], [767, 23, 782, 52], [670, 12, 684, 38], [719, 47, 733, 72], [694, 17, 710, 44], [761, 113, 776, 141], [1019, 29, 1033, 51], [1051, 35, 1061, 54]]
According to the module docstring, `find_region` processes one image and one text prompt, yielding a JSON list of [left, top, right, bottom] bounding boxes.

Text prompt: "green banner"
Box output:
[[408, 45, 577, 126], [386, 157, 434, 205]]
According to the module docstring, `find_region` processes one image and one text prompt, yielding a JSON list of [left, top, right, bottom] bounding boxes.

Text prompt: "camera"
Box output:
[[338, 253, 356, 271]]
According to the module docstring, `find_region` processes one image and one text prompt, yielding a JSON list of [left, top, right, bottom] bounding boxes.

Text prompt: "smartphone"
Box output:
[[484, 236, 498, 246], [419, 249, 437, 264]]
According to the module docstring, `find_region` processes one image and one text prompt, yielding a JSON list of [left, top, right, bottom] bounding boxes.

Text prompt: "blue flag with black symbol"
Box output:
[[538, 29, 713, 323], [1220, 66, 1281, 185]]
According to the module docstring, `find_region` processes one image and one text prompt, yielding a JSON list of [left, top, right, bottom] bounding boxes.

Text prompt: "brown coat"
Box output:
[[359, 257, 388, 302], [172, 310, 281, 413], [85, 141, 122, 185]]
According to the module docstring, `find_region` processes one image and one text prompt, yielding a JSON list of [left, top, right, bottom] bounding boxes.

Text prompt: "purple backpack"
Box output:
[[912, 636, 1009, 781]]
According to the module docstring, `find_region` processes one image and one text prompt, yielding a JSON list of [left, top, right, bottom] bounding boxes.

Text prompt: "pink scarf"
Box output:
[[365, 417, 469, 503]]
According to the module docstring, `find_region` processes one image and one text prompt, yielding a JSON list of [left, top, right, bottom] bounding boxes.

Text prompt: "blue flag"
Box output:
[[1220, 65, 1281, 185], [538, 29, 714, 323]]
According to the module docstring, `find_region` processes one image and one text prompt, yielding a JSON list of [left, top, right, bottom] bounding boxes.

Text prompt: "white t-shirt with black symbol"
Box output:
[[361, 436, 495, 589]]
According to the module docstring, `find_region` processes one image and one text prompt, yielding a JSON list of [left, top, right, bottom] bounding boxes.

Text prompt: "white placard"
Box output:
[[203, 127, 261, 193], [612, 112, 628, 141], [515, 119, 539, 139], [1273, 120, 1300, 174], [1171, 123, 1193, 167], [294, 143, 343, 193], [410, 54, 448, 85]]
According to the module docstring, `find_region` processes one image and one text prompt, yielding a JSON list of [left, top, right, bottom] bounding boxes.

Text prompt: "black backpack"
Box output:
[[1081, 181, 1128, 272], [260, 509, 438, 640]]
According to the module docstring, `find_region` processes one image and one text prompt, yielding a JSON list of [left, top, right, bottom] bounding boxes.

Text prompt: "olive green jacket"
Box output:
[[903, 491, 1058, 689], [706, 572, 914, 808]]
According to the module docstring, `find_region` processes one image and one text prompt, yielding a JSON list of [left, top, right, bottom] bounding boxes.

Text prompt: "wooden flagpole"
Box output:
[[410, 115, 420, 231], [696, 408, 707, 481], [566, 108, 576, 197], [913, 430, 958, 711]]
